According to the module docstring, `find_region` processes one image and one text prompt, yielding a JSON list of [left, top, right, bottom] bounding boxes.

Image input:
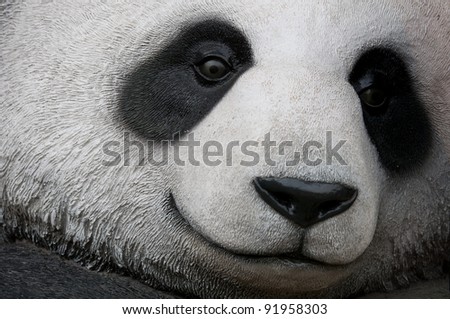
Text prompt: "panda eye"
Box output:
[[348, 47, 432, 173], [118, 19, 253, 141], [195, 55, 232, 81], [359, 87, 388, 108]]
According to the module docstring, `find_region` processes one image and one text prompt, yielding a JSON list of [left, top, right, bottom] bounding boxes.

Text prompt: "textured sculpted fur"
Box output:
[[0, 1, 449, 297]]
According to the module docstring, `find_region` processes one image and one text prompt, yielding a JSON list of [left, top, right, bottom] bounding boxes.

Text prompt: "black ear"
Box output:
[[117, 19, 253, 141], [349, 48, 432, 173]]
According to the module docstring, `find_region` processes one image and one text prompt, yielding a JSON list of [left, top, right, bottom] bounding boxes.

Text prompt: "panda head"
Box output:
[[1, 0, 449, 297]]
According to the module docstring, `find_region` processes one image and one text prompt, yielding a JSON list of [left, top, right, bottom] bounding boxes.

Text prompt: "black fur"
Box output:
[[0, 240, 176, 298]]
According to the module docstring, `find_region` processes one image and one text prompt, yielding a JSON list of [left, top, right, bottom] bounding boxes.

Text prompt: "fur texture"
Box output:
[[0, 0, 449, 297]]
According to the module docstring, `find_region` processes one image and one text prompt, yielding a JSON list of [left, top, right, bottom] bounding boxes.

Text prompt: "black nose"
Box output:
[[253, 177, 358, 228]]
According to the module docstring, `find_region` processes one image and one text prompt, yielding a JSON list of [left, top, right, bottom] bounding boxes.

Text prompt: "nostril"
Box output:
[[270, 192, 296, 215], [272, 192, 293, 209], [317, 200, 342, 214], [253, 177, 358, 228], [272, 194, 346, 219]]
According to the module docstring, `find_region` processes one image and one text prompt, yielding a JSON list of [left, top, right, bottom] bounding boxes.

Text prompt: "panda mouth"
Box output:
[[167, 193, 332, 266], [231, 251, 331, 266]]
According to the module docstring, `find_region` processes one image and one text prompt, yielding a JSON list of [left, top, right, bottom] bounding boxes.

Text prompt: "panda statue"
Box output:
[[0, 0, 449, 298]]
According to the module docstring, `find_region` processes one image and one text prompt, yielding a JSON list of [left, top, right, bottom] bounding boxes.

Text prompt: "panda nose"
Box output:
[[253, 177, 358, 228]]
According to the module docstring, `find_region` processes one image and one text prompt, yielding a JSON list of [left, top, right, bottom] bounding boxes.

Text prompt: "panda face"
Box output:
[[1, 0, 449, 297]]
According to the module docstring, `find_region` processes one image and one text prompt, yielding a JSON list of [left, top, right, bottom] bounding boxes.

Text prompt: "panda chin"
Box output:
[[167, 192, 354, 296], [168, 192, 342, 267]]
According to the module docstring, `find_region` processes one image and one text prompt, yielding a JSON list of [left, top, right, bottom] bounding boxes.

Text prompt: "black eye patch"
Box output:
[[117, 19, 253, 141], [349, 48, 432, 173]]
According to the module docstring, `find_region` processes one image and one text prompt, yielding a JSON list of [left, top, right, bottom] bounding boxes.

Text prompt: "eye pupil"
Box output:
[[196, 56, 231, 81], [360, 87, 387, 108], [209, 65, 219, 74]]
